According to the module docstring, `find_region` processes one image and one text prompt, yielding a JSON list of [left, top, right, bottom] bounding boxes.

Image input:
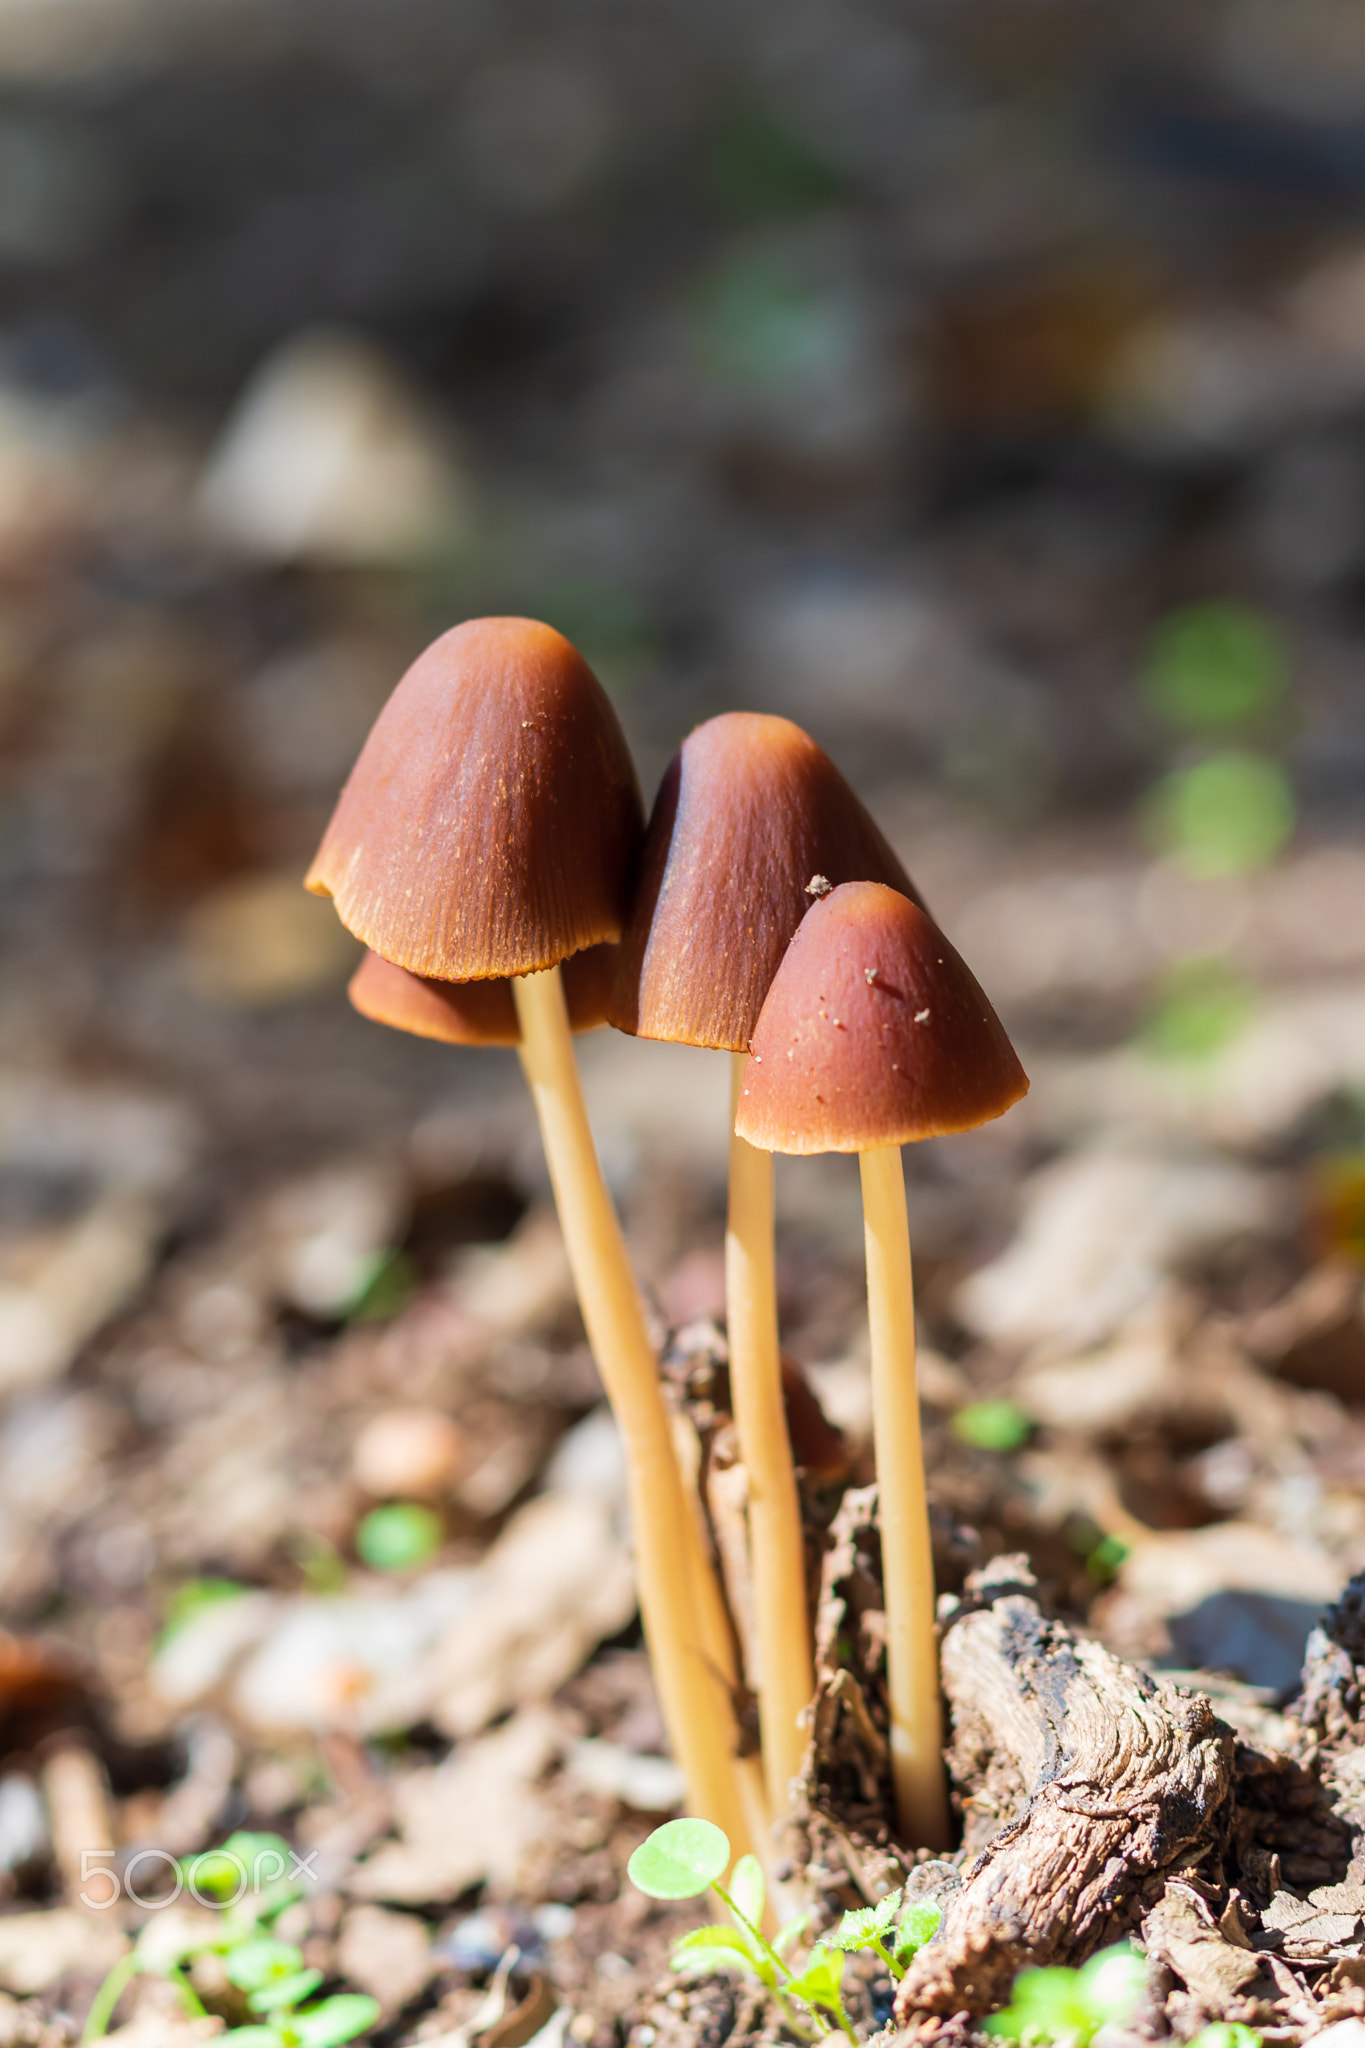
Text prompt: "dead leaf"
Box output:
[[0, 1909, 125, 1992], [479, 1975, 556, 2048], [957, 1142, 1279, 1354], [1243, 1262, 1365, 1401], [349, 1707, 560, 1903], [1259, 1885, 1365, 1958], [335, 1904, 434, 2013], [1143, 1881, 1269, 2017], [424, 1492, 634, 1740]]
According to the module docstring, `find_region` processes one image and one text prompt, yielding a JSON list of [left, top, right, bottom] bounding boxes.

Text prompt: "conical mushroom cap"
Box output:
[[734, 881, 1027, 1155], [609, 713, 924, 1051], [307, 617, 644, 979], [348, 945, 614, 1047]]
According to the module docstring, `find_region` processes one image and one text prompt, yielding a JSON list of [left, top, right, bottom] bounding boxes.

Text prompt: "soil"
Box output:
[[0, 1173, 1363, 2048]]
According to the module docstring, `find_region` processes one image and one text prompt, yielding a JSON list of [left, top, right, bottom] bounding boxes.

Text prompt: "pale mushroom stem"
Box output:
[[727, 1052, 815, 1817], [512, 964, 756, 1855], [858, 1143, 952, 1851], [680, 1470, 776, 1883]]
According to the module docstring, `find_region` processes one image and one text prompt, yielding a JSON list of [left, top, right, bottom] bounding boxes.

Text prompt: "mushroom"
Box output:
[[308, 617, 754, 1850], [610, 712, 923, 1817], [735, 880, 1028, 1849], [348, 943, 615, 1045]]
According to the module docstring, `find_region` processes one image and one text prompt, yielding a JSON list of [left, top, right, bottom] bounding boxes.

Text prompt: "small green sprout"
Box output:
[[952, 1402, 1033, 1454], [345, 1248, 417, 1324], [83, 1830, 379, 2048], [1142, 603, 1287, 734], [1146, 750, 1295, 878], [628, 1820, 857, 2041], [1189, 2026, 1261, 2048], [1138, 957, 1255, 1065], [707, 106, 845, 225], [355, 1502, 442, 1572], [159, 1578, 250, 1647], [828, 1893, 941, 1980], [1085, 1534, 1130, 1584], [224, 1997, 381, 2048], [985, 1944, 1147, 2047], [225, 1937, 324, 2014]]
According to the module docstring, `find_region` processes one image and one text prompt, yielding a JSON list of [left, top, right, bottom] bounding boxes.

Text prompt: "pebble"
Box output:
[[352, 1409, 465, 1499]]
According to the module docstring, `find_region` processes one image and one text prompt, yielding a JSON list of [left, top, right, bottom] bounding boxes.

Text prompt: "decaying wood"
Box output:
[[788, 1485, 909, 1904], [623, 1544, 1365, 2048], [1291, 1575, 1365, 1871], [896, 1555, 1234, 2021]]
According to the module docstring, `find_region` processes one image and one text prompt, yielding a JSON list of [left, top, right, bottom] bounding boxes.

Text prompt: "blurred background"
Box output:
[[0, 0, 1360, 1143], [0, 0, 1361, 2018]]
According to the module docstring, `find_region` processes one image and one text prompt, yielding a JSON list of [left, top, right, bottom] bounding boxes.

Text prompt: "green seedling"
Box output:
[[291, 1532, 348, 1596], [355, 1502, 442, 1572], [629, 1820, 856, 2041], [1064, 1519, 1131, 1588], [952, 1401, 1033, 1454], [708, 106, 844, 224], [827, 1892, 942, 1981], [345, 1247, 417, 1324], [1143, 603, 1287, 734], [985, 1944, 1147, 2047], [83, 1831, 379, 2048], [159, 1578, 251, 1648], [1189, 2026, 1262, 2048], [629, 1822, 942, 2038], [1138, 956, 1255, 1065], [1146, 750, 1295, 878]]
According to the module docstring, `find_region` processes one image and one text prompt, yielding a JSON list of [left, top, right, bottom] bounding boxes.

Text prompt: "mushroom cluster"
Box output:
[[309, 617, 1028, 1864]]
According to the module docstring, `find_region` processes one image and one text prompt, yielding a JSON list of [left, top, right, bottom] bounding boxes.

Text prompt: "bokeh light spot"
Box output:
[[1147, 750, 1296, 876], [1142, 602, 1288, 732]]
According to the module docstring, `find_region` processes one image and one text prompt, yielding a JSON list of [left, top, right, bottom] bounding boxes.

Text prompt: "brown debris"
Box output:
[[895, 1556, 1234, 2022], [1290, 1573, 1365, 1867], [1141, 1880, 1276, 2026]]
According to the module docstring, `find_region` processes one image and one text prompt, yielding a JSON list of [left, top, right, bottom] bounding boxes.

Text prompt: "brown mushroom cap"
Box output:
[[609, 713, 924, 1052], [734, 881, 1027, 1155], [307, 617, 644, 980], [348, 944, 614, 1047]]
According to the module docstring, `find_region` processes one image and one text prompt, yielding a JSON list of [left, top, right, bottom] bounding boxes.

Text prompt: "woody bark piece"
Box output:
[[1292, 1571, 1365, 1751], [804, 1486, 898, 1829], [1288, 1568, 1365, 1878], [895, 1557, 1234, 2022]]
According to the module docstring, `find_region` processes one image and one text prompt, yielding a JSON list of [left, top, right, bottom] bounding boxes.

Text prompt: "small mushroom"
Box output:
[[610, 712, 923, 1053], [736, 880, 1027, 1850], [307, 619, 640, 979], [309, 618, 752, 1852], [611, 712, 923, 1818], [347, 943, 615, 1046]]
